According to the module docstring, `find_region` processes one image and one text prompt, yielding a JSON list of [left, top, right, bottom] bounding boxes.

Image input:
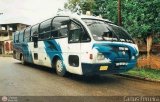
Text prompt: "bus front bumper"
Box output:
[[81, 62, 136, 75]]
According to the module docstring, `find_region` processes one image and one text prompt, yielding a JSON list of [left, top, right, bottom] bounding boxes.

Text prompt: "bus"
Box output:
[[13, 14, 139, 76]]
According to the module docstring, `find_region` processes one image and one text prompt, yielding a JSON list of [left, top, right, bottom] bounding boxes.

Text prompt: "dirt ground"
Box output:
[[137, 55, 160, 69]]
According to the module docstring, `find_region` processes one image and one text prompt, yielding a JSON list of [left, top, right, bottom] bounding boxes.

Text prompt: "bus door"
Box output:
[[32, 35, 39, 64], [67, 21, 82, 74]]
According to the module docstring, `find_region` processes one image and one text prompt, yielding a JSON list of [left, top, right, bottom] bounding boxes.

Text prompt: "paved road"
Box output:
[[0, 57, 160, 96]]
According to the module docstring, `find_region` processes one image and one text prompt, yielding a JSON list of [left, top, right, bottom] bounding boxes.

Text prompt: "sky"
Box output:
[[0, 0, 67, 25]]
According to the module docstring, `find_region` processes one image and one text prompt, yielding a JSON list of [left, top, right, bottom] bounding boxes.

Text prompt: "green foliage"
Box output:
[[126, 68, 160, 80], [64, 0, 160, 40], [64, 0, 81, 12], [64, 0, 95, 14], [122, 0, 160, 39], [153, 33, 160, 44], [93, 0, 118, 24]]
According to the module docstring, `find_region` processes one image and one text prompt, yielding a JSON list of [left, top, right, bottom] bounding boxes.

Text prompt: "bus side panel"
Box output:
[[27, 38, 68, 68], [23, 42, 34, 63], [13, 43, 22, 60]]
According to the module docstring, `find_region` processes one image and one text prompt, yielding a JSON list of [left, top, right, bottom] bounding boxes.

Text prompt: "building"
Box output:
[[0, 23, 30, 54]]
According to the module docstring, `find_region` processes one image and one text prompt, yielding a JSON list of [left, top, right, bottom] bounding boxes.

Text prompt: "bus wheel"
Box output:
[[55, 59, 66, 77], [21, 55, 25, 65]]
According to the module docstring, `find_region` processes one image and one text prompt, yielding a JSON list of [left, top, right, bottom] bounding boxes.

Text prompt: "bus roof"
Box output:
[[56, 14, 112, 23], [18, 14, 113, 32]]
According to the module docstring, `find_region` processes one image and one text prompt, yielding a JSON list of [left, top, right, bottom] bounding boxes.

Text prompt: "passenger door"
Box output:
[[30, 24, 39, 64], [67, 21, 83, 74], [32, 35, 39, 64]]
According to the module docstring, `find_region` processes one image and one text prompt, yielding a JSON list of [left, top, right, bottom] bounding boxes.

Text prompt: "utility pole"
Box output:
[[118, 0, 122, 26]]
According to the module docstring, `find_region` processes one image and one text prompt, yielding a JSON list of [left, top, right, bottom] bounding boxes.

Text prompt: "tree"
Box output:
[[121, 0, 160, 40], [92, 0, 118, 24], [64, 0, 95, 14], [64, 0, 160, 41]]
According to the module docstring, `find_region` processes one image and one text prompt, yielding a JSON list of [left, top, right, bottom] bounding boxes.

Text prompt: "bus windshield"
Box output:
[[82, 19, 134, 43]]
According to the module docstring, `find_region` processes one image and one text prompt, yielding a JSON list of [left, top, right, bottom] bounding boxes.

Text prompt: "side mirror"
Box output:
[[32, 36, 38, 42]]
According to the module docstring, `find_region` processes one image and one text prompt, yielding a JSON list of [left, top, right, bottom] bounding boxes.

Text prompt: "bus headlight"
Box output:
[[97, 53, 105, 60]]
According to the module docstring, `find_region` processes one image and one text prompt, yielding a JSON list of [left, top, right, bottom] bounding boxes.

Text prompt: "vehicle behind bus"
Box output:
[[13, 15, 139, 76]]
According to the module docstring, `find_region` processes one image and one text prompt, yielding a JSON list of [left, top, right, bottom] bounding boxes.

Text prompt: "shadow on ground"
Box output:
[[14, 62, 121, 85]]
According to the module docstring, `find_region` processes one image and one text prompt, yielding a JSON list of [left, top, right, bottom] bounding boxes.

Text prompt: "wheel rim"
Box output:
[[56, 60, 63, 72]]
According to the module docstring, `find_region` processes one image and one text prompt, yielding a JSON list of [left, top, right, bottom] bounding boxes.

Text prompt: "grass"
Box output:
[[125, 68, 160, 80]]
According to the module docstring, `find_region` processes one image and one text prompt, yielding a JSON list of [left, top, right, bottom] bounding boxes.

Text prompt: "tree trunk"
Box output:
[[146, 35, 152, 67]]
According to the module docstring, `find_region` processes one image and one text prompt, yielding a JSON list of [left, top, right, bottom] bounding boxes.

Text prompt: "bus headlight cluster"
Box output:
[[97, 53, 105, 60]]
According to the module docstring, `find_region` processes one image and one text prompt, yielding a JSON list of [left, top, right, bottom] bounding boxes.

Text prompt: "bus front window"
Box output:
[[82, 19, 134, 43]]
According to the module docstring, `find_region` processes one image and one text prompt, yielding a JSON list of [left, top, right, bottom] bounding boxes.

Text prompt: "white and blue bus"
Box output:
[[13, 15, 139, 76]]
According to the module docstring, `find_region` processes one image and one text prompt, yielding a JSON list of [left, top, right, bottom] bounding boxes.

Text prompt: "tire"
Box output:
[[55, 59, 66, 77]]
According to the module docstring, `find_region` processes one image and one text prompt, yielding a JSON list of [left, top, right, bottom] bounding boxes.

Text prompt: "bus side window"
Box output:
[[51, 30, 59, 38], [51, 17, 69, 38], [39, 19, 52, 40], [51, 22, 60, 38], [19, 31, 24, 43], [81, 32, 91, 42], [24, 27, 31, 42], [68, 22, 82, 43], [13, 33, 15, 43], [15, 32, 19, 43], [59, 25, 68, 37], [31, 24, 39, 41]]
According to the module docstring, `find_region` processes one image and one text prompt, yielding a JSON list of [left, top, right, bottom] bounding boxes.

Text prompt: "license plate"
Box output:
[[100, 66, 108, 71]]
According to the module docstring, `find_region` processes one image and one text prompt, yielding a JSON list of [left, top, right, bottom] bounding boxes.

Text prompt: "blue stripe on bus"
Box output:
[[22, 43, 33, 63], [44, 39, 64, 65], [92, 43, 138, 71]]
